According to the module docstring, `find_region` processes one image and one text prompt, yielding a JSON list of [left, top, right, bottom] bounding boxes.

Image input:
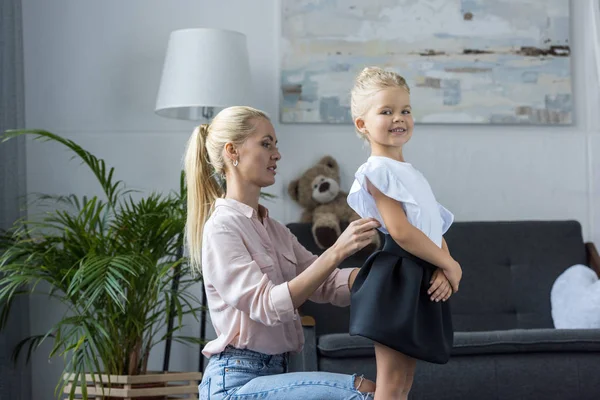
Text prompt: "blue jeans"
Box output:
[[199, 346, 374, 399]]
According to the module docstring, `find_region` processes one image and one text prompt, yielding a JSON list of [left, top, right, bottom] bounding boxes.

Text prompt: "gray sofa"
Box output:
[[287, 220, 600, 400]]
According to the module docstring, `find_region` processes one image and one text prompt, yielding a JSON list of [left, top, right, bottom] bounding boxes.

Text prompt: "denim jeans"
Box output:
[[199, 346, 374, 399]]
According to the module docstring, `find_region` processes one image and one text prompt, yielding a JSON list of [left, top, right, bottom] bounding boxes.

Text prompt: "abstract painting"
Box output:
[[280, 0, 572, 124]]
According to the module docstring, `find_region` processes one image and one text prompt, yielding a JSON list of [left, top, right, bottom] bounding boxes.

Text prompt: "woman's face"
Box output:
[[234, 118, 281, 188]]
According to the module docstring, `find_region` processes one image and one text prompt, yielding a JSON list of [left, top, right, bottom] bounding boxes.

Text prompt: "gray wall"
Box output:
[[19, 0, 600, 398]]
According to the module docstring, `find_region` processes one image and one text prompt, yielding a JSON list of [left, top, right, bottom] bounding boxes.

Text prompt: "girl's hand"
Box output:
[[442, 260, 462, 293], [428, 268, 452, 302], [331, 218, 380, 260]]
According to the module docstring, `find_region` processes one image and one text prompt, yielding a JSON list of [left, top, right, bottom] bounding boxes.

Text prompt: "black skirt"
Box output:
[[349, 234, 454, 364]]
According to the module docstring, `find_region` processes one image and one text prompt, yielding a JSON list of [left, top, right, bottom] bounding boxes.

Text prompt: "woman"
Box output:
[[185, 106, 379, 399]]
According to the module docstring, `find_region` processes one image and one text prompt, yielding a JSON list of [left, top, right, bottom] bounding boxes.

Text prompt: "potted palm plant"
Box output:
[[0, 130, 204, 399]]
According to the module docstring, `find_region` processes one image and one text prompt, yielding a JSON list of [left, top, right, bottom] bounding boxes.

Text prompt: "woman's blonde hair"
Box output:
[[183, 106, 270, 273], [350, 66, 410, 139]]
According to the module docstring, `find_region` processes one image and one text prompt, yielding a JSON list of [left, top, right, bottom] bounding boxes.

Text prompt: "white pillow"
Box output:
[[551, 264, 600, 329]]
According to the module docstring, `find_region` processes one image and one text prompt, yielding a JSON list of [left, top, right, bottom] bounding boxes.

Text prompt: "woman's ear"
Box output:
[[224, 142, 238, 162]]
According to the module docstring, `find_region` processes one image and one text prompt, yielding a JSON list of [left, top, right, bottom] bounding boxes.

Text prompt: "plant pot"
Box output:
[[105, 382, 165, 400], [63, 371, 203, 399]]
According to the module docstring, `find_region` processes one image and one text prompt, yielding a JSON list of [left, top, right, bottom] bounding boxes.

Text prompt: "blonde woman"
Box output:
[[186, 106, 379, 399]]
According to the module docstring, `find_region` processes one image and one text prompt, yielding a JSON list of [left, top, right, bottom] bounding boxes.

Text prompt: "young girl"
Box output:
[[347, 67, 463, 400], [186, 106, 381, 399]]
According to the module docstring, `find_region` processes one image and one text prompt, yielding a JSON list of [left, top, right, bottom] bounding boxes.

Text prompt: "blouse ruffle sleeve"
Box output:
[[347, 162, 420, 234], [438, 202, 454, 234]]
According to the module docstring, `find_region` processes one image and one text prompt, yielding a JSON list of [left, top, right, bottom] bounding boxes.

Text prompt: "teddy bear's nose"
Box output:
[[319, 182, 330, 193]]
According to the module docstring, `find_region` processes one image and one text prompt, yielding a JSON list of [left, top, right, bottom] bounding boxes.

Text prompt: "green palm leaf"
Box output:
[[0, 130, 203, 399], [2, 129, 124, 206]]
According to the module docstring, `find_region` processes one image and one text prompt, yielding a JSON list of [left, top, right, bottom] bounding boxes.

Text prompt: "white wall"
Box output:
[[21, 0, 599, 398]]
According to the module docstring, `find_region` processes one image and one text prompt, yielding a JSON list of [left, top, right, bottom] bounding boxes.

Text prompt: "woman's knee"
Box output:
[[354, 375, 376, 393]]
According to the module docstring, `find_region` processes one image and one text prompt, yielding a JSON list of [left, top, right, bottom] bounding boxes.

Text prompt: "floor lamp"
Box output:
[[154, 27, 252, 373]]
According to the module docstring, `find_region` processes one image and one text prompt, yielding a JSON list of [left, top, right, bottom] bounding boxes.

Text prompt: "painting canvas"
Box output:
[[280, 0, 572, 124]]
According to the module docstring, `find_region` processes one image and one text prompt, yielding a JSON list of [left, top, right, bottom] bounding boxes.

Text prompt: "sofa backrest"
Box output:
[[287, 220, 587, 334], [444, 220, 586, 331]]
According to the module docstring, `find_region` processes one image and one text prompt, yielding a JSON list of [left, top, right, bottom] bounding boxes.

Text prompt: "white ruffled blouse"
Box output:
[[347, 156, 453, 248]]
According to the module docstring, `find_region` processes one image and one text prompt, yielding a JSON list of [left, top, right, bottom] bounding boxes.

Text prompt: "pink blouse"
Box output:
[[201, 198, 353, 357]]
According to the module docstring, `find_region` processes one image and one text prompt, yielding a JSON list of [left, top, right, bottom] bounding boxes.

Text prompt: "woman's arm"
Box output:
[[287, 218, 379, 308], [205, 217, 378, 326], [204, 225, 297, 327]]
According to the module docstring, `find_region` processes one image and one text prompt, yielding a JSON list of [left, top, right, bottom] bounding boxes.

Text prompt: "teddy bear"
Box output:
[[288, 155, 380, 252]]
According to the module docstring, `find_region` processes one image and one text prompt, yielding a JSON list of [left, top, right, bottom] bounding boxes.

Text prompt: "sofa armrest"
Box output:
[[586, 242, 600, 278], [287, 316, 318, 372]]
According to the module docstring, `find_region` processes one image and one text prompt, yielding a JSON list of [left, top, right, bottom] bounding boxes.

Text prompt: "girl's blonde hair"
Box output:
[[350, 66, 410, 139], [183, 106, 270, 273]]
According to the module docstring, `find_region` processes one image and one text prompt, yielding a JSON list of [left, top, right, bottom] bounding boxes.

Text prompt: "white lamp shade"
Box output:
[[155, 28, 252, 120]]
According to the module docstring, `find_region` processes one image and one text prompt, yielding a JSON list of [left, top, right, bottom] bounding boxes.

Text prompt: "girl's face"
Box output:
[[235, 118, 281, 188], [355, 87, 414, 151]]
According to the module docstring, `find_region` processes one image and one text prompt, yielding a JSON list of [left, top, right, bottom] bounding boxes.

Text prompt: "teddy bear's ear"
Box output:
[[288, 179, 300, 201], [319, 155, 339, 172]]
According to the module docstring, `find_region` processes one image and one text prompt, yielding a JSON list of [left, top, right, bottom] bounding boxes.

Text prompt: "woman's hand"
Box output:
[[442, 260, 462, 293], [289, 218, 380, 309], [330, 218, 380, 261], [428, 268, 453, 302]]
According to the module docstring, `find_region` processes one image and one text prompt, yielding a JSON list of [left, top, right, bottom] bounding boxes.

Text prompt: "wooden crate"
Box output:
[[63, 371, 203, 400]]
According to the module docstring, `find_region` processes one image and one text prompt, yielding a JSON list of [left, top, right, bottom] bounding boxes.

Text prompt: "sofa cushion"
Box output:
[[453, 329, 600, 355], [317, 329, 600, 358]]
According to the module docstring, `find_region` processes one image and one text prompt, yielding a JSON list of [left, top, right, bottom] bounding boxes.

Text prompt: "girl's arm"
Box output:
[[442, 237, 450, 255], [367, 179, 456, 270], [429, 237, 454, 301]]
